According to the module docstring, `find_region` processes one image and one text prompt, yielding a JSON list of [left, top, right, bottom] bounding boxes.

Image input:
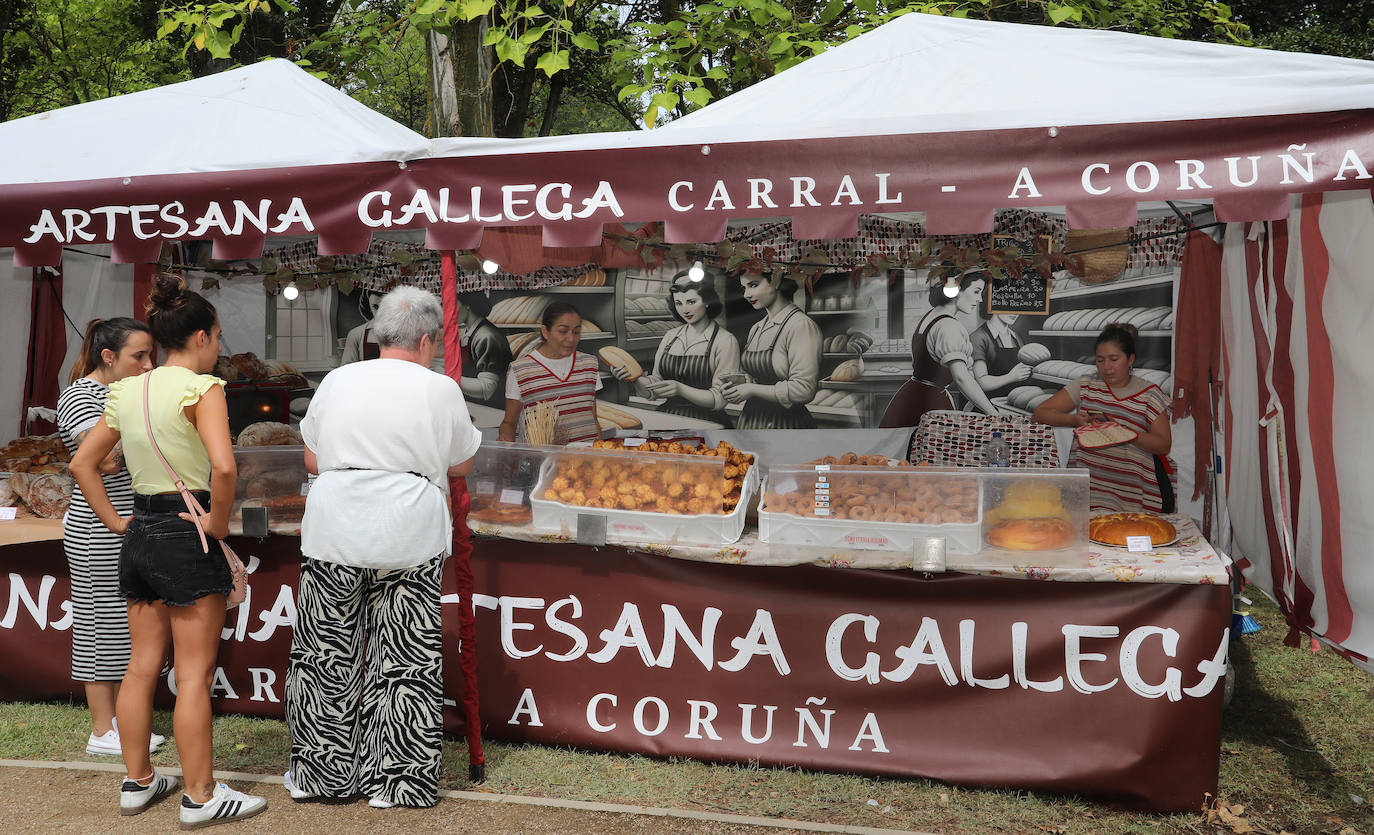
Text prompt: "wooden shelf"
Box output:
[[1050, 273, 1174, 299], [626, 336, 662, 349], [1030, 330, 1172, 338], [543, 286, 615, 294], [625, 313, 676, 321]]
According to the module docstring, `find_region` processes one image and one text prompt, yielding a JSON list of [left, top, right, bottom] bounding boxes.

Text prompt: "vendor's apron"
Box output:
[[737, 309, 816, 430], [983, 336, 1024, 399], [658, 325, 731, 427], [361, 325, 381, 361], [879, 314, 956, 427]]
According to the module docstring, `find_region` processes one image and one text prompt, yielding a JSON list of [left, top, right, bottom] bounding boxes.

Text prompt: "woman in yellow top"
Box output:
[[71, 273, 267, 827]]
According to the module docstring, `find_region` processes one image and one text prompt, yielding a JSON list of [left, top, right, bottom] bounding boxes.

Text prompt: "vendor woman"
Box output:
[[616, 269, 740, 427], [722, 271, 822, 430], [1032, 323, 1176, 512], [499, 301, 601, 444]]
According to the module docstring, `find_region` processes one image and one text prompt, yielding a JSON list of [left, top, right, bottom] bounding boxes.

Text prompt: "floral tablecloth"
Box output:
[[468, 513, 1229, 585]]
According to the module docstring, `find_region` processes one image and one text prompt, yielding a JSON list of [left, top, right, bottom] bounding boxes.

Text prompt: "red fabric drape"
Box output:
[[21, 268, 66, 436], [1172, 230, 1223, 501], [473, 223, 664, 275], [440, 249, 484, 775]]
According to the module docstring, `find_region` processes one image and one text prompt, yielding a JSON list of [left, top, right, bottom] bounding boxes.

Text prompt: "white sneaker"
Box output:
[[113, 717, 167, 753], [119, 771, 179, 816], [367, 796, 395, 809], [179, 782, 267, 829], [86, 723, 165, 756], [282, 770, 315, 801]]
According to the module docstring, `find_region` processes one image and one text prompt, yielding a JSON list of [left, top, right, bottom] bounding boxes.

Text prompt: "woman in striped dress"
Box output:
[[499, 302, 602, 444], [1033, 323, 1176, 512], [57, 318, 160, 756]]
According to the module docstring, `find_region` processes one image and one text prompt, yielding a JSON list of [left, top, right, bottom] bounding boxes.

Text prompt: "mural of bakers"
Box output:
[[459, 256, 1174, 433]]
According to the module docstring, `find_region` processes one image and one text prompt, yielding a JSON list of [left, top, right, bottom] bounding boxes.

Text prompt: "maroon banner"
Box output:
[[6, 111, 1374, 264], [0, 535, 1228, 811]]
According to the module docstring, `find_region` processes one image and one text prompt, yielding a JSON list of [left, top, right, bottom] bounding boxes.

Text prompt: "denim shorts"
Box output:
[[119, 492, 233, 607]]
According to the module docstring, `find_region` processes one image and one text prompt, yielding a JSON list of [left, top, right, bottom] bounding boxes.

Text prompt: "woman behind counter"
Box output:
[[57, 318, 158, 759], [1032, 323, 1175, 513], [499, 301, 602, 444], [722, 271, 821, 430], [617, 270, 740, 427], [880, 270, 1005, 427]]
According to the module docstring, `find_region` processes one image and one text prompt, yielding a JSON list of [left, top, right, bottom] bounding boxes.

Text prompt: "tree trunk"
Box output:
[[434, 18, 494, 138], [539, 71, 565, 136]]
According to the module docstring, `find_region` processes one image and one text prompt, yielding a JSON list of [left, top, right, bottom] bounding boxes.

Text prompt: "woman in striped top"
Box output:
[[1033, 323, 1176, 512], [499, 302, 602, 444], [57, 317, 158, 758]]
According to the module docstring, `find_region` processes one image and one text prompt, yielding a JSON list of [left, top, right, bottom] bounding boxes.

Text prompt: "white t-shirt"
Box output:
[[300, 358, 482, 569], [504, 350, 604, 401]]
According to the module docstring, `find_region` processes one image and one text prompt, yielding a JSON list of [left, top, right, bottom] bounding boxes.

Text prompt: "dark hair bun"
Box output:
[[148, 272, 188, 311]]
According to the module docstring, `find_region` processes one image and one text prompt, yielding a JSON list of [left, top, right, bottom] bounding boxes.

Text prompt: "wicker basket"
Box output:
[[1064, 228, 1129, 284]]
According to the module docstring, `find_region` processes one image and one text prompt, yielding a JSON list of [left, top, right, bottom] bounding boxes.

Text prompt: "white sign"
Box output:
[[624, 437, 647, 447], [500, 488, 525, 506], [0, 507, 16, 521], [1126, 535, 1154, 553]]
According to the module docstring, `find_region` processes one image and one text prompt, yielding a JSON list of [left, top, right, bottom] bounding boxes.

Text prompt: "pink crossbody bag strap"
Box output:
[[141, 371, 211, 553]]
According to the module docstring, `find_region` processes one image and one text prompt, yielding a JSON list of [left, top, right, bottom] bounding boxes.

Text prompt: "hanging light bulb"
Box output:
[[687, 260, 706, 282], [282, 282, 300, 301], [481, 259, 500, 275], [941, 274, 960, 299]]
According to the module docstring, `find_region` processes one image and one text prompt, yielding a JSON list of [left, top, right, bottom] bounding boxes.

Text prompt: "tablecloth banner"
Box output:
[[0, 535, 1229, 811]]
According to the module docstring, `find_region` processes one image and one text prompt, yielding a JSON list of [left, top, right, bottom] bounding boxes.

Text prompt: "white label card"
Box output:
[[624, 437, 647, 447], [474, 480, 496, 495], [1126, 535, 1154, 553], [500, 488, 525, 505], [0, 506, 16, 521]]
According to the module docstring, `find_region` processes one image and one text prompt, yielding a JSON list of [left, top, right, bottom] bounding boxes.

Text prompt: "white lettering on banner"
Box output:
[[875, 172, 903, 204], [882, 616, 958, 685], [587, 603, 658, 665], [794, 696, 835, 748], [186, 201, 229, 237], [249, 667, 280, 703], [22, 199, 319, 244], [1334, 149, 1373, 181], [501, 596, 546, 659], [503, 184, 537, 222], [1012, 621, 1065, 692], [705, 180, 736, 211], [1119, 626, 1182, 701], [826, 613, 882, 684], [129, 204, 160, 239], [247, 583, 297, 642], [1176, 160, 1211, 190], [1063, 624, 1120, 694], [1279, 144, 1317, 185], [634, 696, 671, 736], [748, 178, 777, 209], [831, 175, 862, 206], [63, 208, 96, 242], [588, 693, 616, 732], [848, 713, 890, 753], [685, 700, 722, 740], [535, 183, 574, 220], [1, 573, 71, 631], [719, 610, 791, 675], [1082, 163, 1112, 195], [1008, 167, 1043, 199], [1225, 155, 1263, 187], [544, 595, 588, 661], [1183, 629, 1230, 698], [668, 181, 695, 211], [791, 177, 820, 207], [509, 688, 544, 726], [1126, 161, 1160, 194], [739, 703, 776, 743], [396, 190, 439, 225], [274, 197, 315, 232], [958, 619, 1010, 689]]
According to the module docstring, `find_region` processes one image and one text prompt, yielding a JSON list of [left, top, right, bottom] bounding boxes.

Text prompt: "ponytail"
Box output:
[[68, 317, 151, 383]]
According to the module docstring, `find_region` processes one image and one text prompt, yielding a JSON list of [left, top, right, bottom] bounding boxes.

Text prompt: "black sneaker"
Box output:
[[120, 771, 179, 816], [178, 782, 267, 829]]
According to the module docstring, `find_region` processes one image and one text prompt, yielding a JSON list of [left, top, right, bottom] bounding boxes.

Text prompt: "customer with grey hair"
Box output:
[[285, 285, 482, 809]]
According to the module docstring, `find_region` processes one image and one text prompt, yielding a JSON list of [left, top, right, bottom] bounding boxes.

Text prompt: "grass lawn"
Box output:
[[2, 587, 1370, 834]]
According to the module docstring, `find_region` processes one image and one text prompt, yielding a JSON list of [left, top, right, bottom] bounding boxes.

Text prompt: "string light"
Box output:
[[481, 259, 500, 275], [942, 274, 960, 298], [282, 282, 300, 301], [687, 260, 706, 282]]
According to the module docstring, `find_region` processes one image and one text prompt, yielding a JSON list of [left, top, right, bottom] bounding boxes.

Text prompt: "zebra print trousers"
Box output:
[[285, 554, 444, 808]]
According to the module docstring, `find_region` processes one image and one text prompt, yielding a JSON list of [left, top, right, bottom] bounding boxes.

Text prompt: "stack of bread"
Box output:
[[1039, 306, 1173, 333], [0, 434, 70, 475], [1, 433, 74, 518], [539, 439, 753, 515], [762, 452, 978, 525], [809, 390, 857, 410], [624, 297, 670, 315], [982, 480, 1076, 550], [490, 296, 553, 325], [562, 268, 606, 287], [595, 400, 643, 431]]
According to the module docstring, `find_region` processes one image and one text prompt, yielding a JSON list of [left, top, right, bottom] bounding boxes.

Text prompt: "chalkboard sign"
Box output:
[[986, 234, 1052, 315]]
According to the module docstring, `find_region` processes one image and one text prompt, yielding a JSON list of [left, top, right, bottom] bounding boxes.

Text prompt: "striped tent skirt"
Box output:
[[63, 505, 132, 681]]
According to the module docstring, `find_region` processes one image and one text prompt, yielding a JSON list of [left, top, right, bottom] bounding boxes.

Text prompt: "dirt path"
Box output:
[[0, 763, 922, 835]]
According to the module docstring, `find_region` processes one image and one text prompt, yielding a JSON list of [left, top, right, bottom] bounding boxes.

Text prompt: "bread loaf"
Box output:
[[1017, 342, 1051, 366], [598, 346, 643, 382], [830, 359, 864, 382], [214, 356, 240, 382], [236, 421, 303, 447], [230, 352, 269, 381], [986, 517, 1076, 550], [1089, 512, 1176, 546], [595, 401, 643, 429]]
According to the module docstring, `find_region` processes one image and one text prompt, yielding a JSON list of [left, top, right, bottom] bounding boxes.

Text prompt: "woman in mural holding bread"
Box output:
[[880, 270, 1005, 427], [499, 301, 602, 444], [1032, 323, 1175, 512], [971, 311, 1034, 398], [722, 271, 822, 429], [612, 269, 740, 427]]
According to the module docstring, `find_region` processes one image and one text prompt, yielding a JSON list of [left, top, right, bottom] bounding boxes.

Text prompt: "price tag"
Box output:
[[0, 506, 16, 521], [624, 437, 647, 447], [1126, 535, 1154, 553], [299, 474, 316, 496], [814, 464, 831, 473], [499, 488, 524, 506], [474, 479, 496, 496]]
